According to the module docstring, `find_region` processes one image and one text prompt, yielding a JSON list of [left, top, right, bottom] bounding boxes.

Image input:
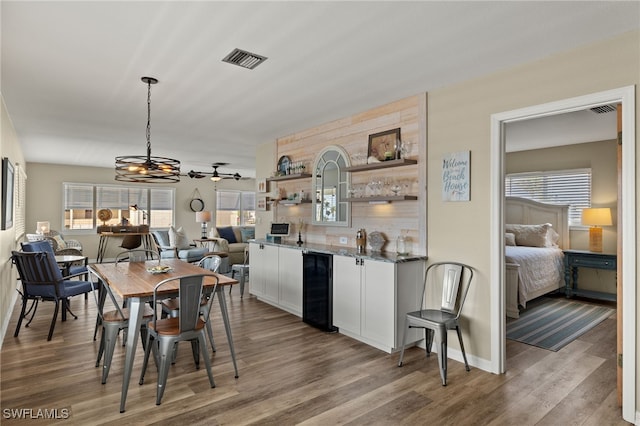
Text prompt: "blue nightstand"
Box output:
[[563, 249, 617, 301]]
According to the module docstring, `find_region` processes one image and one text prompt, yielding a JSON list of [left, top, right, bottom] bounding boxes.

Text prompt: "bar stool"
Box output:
[[230, 246, 249, 298]]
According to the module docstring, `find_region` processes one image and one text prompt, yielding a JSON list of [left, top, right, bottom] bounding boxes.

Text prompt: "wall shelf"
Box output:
[[267, 173, 312, 182], [278, 199, 312, 206], [344, 158, 417, 172], [343, 195, 418, 203]]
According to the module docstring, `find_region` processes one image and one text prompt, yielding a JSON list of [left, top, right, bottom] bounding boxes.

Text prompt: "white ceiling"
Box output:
[[2, 1, 637, 178]]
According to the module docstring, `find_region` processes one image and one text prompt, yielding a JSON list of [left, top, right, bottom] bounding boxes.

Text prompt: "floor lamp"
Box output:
[[581, 207, 612, 252]]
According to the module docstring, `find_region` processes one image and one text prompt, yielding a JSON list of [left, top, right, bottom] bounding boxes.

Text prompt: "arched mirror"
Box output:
[[312, 145, 351, 227]]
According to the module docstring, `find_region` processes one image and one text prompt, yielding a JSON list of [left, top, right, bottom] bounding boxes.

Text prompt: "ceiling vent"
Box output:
[[222, 48, 267, 70], [590, 104, 617, 114]]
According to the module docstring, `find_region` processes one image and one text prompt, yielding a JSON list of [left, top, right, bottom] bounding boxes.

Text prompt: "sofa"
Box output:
[[151, 227, 208, 263], [208, 226, 255, 266]]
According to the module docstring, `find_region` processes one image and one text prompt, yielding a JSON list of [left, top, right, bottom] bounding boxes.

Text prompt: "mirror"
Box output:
[[312, 145, 351, 227]]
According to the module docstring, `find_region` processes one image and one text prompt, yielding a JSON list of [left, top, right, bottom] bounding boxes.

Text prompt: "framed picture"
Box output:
[[442, 151, 470, 202], [257, 196, 267, 211], [257, 178, 268, 193], [2, 157, 14, 230], [368, 128, 401, 162]]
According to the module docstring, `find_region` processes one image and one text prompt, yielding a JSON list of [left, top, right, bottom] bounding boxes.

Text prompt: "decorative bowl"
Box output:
[[147, 265, 172, 274]]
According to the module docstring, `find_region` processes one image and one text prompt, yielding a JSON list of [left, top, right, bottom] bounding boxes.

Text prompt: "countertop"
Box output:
[[250, 239, 426, 264]]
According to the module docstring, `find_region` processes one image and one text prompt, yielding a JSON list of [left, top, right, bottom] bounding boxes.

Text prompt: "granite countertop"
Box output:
[[250, 239, 426, 264]]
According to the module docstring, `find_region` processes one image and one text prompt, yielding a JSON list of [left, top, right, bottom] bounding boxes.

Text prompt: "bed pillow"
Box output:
[[546, 227, 560, 247], [216, 226, 237, 244], [505, 232, 516, 246], [168, 226, 192, 250], [505, 223, 551, 247]]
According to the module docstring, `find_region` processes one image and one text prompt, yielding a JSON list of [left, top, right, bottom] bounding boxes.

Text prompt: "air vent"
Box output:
[[222, 48, 267, 70], [590, 105, 617, 114]]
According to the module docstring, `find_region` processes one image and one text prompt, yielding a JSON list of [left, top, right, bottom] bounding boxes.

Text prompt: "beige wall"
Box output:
[[24, 163, 255, 261], [0, 96, 26, 346], [507, 140, 618, 293], [427, 30, 638, 366]]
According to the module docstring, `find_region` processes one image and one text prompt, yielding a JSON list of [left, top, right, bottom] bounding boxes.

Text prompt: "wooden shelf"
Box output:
[[278, 199, 312, 206], [343, 195, 418, 203], [267, 173, 312, 182], [344, 158, 417, 172]]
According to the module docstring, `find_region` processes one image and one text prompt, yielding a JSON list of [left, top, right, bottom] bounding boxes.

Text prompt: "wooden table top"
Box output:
[[90, 259, 237, 299]]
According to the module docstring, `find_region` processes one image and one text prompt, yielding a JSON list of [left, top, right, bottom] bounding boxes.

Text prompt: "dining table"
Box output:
[[89, 258, 239, 413]]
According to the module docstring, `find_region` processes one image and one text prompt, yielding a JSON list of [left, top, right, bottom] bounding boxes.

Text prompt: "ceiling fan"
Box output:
[[185, 162, 243, 182]]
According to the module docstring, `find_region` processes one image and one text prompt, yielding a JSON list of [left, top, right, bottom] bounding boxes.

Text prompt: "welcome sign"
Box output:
[[442, 151, 470, 201]]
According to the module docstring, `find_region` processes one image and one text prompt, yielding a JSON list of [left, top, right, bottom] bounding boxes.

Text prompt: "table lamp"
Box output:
[[581, 207, 612, 252], [36, 221, 50, 235], [196, 211, 212, 239]]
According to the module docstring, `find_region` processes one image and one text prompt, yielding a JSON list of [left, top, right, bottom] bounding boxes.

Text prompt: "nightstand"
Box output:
[[563, 249, 617, 302]]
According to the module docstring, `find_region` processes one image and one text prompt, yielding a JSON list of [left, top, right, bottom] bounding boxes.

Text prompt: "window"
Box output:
[[505, 168, 591, 226], [63, 183, 174, 231], [216, 190, 255, 226]]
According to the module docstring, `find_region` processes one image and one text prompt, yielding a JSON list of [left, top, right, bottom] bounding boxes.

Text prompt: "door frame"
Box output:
[[489, 85, 636, 422]]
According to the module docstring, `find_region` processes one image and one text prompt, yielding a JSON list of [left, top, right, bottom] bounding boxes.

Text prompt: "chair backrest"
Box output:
[[120, 234, 142, 250], [87, 266, 127, 321], [422, 262, 474, 317], [21, 240, 55, 256], [197, 255, 222, 273], [11, 251, 64, 298], [242, 245, 249, 265], [115, 249, 160, 263], [152, 274, 219, 333]]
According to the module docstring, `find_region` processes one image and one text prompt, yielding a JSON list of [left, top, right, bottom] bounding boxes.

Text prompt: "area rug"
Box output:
[[506, 296, 615, 351]]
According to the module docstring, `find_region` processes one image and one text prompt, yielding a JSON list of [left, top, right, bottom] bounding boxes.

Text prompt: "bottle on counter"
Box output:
[[356, 229, 366, 253]]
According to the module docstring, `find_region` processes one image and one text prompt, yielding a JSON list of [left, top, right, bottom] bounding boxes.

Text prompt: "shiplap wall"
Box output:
[[269, 93, 427, 255]]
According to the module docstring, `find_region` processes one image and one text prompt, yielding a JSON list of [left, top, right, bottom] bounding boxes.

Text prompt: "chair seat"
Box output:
[[149, 317, 207, 336], [407, 309, 457, 326], [103, 306, 155, 323], [161, 296, 208, 314]]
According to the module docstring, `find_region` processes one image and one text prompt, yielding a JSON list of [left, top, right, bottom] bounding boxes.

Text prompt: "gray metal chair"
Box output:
[[161, 255, 222, 353], [139, 273, 219, 405], [87, 266, 154, 384], [397, 262, 474, 386], [115, 248, 160, 263], [230, 246, 249, 297]]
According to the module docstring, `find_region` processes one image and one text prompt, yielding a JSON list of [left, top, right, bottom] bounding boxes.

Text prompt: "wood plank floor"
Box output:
[[0, 290, 629, 425]]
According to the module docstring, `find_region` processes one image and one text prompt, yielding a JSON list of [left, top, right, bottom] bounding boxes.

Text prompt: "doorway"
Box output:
[[489, 86, 636, 422]]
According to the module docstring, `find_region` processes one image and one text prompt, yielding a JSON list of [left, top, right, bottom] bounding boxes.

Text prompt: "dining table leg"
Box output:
[[216, 288, 239, 378], [120, 296, 144, 413]]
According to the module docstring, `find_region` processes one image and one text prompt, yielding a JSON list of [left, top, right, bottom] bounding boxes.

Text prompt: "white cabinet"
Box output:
[[278, 247, 303, 315], [249, 242, 303, 316], [249, 242, 279, 302], [333, 254, 424, 353]]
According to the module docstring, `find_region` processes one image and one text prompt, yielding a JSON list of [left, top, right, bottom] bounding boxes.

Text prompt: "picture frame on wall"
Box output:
[[257, 178, 268, 193], [368, 128, 401, 162], [257, 196, 267, 211], [441, 151, 470, 202], [2, 157, 14, 230]]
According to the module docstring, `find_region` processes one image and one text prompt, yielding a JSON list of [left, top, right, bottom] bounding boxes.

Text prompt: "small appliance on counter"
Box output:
[[267, 222, 290, 244], [356, 229, 366, 252]]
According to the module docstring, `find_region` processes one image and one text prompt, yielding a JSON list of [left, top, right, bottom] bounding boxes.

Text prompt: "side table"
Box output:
[[564, 249, 617, 302]]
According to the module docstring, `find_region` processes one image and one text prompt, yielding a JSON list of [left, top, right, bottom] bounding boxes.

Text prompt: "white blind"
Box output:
[[64, 183, 94, 209], [505, 168, 591, 226], [150, 188, 173, 210], [217, 191, 240, 211]]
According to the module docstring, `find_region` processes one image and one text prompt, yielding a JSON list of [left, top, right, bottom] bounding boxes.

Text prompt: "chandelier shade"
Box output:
[[115, 77, 181, 183]]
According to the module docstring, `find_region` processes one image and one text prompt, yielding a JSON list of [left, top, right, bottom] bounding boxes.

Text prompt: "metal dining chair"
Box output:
[[139, 273, 219, 405], [397, 262, 474, 386], [230, 246, 249, 298]]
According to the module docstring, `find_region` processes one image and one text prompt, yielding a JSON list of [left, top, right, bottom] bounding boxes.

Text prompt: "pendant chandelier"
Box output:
[[115, 77, 181, 183]]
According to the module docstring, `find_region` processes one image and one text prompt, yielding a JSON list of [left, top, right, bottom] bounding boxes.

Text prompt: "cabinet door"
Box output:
[[249, 243, 264, 297], [332, 255, 361, 335], [361, 259, 396, 347], [262, 244, 280, 304], [278, 247, 303, 316]]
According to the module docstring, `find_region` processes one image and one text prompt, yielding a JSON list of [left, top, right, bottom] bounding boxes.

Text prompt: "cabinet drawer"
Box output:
[[567, 255, 616, 270]]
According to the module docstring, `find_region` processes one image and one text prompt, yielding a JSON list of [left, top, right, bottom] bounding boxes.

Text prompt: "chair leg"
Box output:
[[13, 296, 29, 337], [456, 326, 470, 372], [156, 338, 174, 405], [198, 333, 216, 389], [101, 324, 121, 384], [191, 339, 200, 369], [205, 316, 216, 353], [24, 299, 40, 328], [398, 316, 409, 367], [435, 329, 447, 386], [139, 332, 154, 385], [96, 328, 106, 367], [425, 329, 434, 358], [47, 300, 61, 341]]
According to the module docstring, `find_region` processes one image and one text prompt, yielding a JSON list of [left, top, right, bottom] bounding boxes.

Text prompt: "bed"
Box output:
[[505, 197, 569, 318]]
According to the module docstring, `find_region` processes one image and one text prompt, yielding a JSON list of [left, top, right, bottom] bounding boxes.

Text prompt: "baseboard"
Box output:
[[0, 289, 19, 351]]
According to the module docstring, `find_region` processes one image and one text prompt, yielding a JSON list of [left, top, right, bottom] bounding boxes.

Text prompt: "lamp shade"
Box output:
[[195, 211, 212, 223], [36, 221, 50, 234], [581, 208, 612, 226]]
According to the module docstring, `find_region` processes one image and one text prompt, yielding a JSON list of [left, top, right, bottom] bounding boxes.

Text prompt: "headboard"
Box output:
[[505, 196, 570, 249]]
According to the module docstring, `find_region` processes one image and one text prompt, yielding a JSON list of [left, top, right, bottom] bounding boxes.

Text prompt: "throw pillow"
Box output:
[[504, 232, 516, 246], [505, 223, 551, 247], [169, 226, 192, 250], [51, 234, 67, 249], [217, 226, 237, 244], [240, 227, 255, 242]]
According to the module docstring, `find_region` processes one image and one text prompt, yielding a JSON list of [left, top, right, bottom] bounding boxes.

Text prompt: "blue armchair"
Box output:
[[151, 229, 207, 263]]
